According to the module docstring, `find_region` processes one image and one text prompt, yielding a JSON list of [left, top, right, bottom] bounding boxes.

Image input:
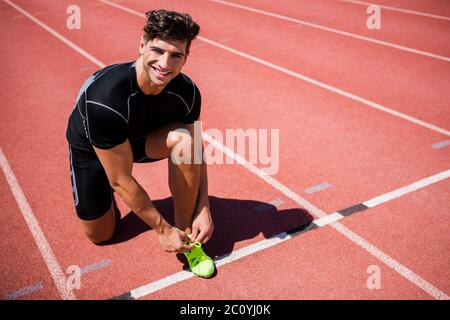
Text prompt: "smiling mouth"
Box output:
[[152, 66, 172, 77]]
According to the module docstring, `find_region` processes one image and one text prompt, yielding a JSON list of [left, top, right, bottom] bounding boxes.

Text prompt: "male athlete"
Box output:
[[66, 10, 215, 278]]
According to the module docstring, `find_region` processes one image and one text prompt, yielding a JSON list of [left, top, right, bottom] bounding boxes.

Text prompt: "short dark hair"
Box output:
[[143, 9, 200, 53]]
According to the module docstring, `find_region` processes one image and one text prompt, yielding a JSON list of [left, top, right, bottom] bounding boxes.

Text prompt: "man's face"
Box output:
[[139, 37, 188, 89]]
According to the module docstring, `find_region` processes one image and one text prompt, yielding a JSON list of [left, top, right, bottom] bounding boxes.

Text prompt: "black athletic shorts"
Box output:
[[68, 137, 164, 221]]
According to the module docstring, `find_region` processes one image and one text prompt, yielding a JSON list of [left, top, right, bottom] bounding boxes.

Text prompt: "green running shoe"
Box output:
[[184, 238, 215, 278]]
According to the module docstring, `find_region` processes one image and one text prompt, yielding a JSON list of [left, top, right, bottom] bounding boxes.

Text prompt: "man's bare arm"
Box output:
[[93, 140, 169, 232], [94, 140, 190, 251]]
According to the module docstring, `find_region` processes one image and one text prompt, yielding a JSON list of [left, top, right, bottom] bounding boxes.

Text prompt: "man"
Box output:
[[66, 10, 215, 278]]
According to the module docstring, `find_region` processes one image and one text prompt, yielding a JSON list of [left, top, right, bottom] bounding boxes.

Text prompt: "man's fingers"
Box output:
[[178, 243, 192, 253], [204, 224, 214, 243], [180, 232, 191, 243], [191, 227, 199, 242], [203, 233, 212, 244], [194, 229, 208, 243]]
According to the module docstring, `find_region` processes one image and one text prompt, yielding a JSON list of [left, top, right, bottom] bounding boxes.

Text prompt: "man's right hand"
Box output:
[[157, 226, 193, 253]]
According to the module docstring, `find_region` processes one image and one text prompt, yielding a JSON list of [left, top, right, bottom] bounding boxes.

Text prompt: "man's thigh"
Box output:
[[69, 144, 113, 221], [144, 122, 194, 160]]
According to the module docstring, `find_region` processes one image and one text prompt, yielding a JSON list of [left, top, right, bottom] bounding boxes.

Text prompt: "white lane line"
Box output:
[[131, 234, 290, 299], [3, 0, 105, 68], [203, 133, 327, 219], [208, 0, 450, 62], [304, 182, 331, 194], [80, 258, 112, 275], [269, 198, 284, 207], [432, 140, 450, 149], [255, 198, 284, 212], [331, 222, 449, 300], [5, 0, 449, 300], [313, 212, 344, 227], [131, 270, 192, 299], [79, 66, 95, 72], [0, 147, 76, 300], [363, 169, 450, 208], [98, 0, 450, 138], [198, 36, 450, 137], [4, 282, 44, 300], [339, 0, 450, 21]]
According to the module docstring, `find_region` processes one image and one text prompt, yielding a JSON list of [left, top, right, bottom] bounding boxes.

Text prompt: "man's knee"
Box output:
[[168, 127, 193, 148], [85, 227, 115, 245], [81, 205, 117, 245], [169, 128, 201, 165]]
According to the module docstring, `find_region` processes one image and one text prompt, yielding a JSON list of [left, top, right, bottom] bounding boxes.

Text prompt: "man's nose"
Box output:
[[158, 53, 170, 69]]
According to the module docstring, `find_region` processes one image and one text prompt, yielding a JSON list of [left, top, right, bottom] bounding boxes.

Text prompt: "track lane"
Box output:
[[144, 224, 433, 299], [342, 0, 450, 17], [214, 0, 450, 55], [0, 165, 61, 300], [176, 0, 450, 129], [341, 178, 450, 293]]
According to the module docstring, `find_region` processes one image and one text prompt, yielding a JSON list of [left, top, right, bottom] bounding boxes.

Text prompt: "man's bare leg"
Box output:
[[145, 122, 201, 235], [80, 200, 117, 244], [168, 155, 201, 235]]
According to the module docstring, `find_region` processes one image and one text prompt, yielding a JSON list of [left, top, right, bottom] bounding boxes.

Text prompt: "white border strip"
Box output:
[[0, 147, 76, 300], [131, 270, 193, 298], [339, 0, 450, 21], [131, 233, 291, 299], [363, 169, 450, 208], [208, 0, 450, 62], [4, 0, 449, 300], [98, 0, 450, 138], [314, 212, 344, 227], [432, 140, 450, 149], [4, 282, 44, 300], [305, 182, 331, 194]]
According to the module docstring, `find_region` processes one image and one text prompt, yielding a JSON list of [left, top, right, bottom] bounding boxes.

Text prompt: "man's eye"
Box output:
[[152, 49, 163, 54]]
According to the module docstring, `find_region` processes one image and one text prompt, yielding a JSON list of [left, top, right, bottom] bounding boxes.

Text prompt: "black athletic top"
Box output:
[[66, 62, 201, 161]]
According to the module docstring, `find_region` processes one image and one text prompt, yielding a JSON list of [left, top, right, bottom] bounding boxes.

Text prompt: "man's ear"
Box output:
[[183, 51, 190, 65], [139, 36, 146, 55]]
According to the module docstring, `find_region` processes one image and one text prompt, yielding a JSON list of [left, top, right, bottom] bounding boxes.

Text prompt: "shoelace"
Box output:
[[186, 242, 210, 267]]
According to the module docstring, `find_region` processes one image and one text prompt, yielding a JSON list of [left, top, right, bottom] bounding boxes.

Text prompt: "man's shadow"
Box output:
[[107, 195, 313, 274]]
